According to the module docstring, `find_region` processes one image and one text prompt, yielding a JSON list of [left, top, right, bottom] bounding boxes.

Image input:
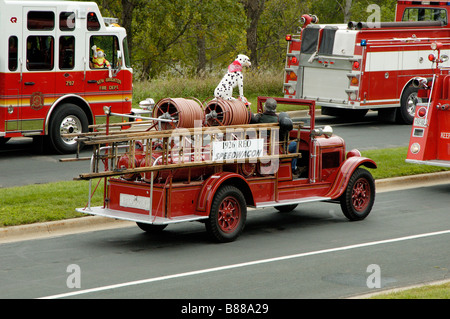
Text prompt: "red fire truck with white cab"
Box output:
[[406, 42, 450, 167], [284, 0, 450, 124], [0, 0, 132, 153], [72, 96, 377, 243]]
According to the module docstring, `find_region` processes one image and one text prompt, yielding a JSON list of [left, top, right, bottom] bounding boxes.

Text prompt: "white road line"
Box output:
[[39, 229, 450, 299]]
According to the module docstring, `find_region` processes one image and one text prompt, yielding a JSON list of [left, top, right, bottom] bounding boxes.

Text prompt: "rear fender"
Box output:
[[196, 172, 253, 213], [325, 155, 377, 199]]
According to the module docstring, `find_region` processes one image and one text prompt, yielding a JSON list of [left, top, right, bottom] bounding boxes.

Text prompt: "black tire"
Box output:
[[321, 106, 368, 119], [397, 85, 418, 124], [205, 185, 247, 243], [49, 104, 88, 154], [275, 204, 298, 213], [0, 137, 10, 146], [136, 222, 167, 233], [340, 168, 375, 221]]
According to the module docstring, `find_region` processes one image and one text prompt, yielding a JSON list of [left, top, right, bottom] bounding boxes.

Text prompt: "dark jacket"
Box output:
[[251, 111, 278, 124]]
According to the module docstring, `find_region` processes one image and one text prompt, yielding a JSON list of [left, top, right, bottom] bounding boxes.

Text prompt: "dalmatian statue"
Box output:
[[214, 54, 251, 103]]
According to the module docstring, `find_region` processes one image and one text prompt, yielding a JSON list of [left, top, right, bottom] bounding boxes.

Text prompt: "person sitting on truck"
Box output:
[[250, 98, 278, 124], [251, 99, 302, 177]]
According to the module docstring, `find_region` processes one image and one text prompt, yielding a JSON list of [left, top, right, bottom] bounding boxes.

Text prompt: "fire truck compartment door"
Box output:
[[303, 67, 349, 102], [332, 30, 357, 56], [5, 89, 20, 132]]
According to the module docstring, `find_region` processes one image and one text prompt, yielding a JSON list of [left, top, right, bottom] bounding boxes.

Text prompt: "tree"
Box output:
[[240, 0, 266, 68]]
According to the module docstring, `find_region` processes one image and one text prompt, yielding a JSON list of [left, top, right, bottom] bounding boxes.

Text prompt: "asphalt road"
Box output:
[[1, 183, 449, 300], [0, 112, 412, 188]]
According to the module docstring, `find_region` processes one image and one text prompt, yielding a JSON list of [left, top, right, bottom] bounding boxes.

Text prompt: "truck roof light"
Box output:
[[286, 34, 292, 41]]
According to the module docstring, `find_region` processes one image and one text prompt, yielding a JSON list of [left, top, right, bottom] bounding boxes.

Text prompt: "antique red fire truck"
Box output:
[[0, 0, 133, 154], [284, 0, 450, 124], [73, 96, 377, 242], [406, 42, 450, 167]]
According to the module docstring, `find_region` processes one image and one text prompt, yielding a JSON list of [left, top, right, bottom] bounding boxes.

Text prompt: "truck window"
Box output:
[[319, 26, 337, 55], [301, 25, 320, 54], [87, 12, 101, 31], [123, 37, 131, 68], [8, 36, 18, 71], [89, 35, 119, 69], [27, 36, 54, 71], [60, 12, 76, 31], [27, 11, 55, 30], [59, 36, 75, 70], [402, 8, 447, 24]]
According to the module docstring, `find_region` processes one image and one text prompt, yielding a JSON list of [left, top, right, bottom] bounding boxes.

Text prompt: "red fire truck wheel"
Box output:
[[206, 185, 247, 242], [339, 168, 375, 221], [49, 104, 89, 154]]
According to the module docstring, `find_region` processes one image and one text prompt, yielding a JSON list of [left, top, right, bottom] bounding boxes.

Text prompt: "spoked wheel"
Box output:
[[340, 168, 375, 221], [204, 102, 226, 126], [206, 185, 247, 242]]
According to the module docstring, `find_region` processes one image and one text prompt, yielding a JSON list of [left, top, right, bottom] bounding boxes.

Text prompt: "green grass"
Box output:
[[361, 147, 450, 180], [370, 282, 450, 299], [132, 69, 307, 113], [0, 180, 103, 227]]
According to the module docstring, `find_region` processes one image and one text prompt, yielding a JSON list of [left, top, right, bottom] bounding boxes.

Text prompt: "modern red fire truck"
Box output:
[[0, 0, 132, 153], [406, 42, 450, 167], [284, 0, 450, 124], [73, 97, 377, 242]]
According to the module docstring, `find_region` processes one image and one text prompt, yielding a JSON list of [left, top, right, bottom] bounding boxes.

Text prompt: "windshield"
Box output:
[[402, 7, 447, 24]]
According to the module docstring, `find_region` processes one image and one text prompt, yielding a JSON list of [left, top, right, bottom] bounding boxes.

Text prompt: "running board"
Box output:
[[76, 207, 208, 225], [255, 196, 331, 208], [405, 159, 450, 168]]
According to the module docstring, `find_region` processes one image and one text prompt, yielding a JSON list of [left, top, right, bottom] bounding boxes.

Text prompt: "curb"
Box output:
[[375, 170, 450, 192], [0, 215, 133, 244], [1, 171, 449, 244]]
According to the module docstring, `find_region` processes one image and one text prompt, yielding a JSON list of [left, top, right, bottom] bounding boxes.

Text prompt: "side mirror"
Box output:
[[111, 51, 123, 77]]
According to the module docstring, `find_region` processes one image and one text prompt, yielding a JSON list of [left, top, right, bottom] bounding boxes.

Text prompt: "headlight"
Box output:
[[410, 143, 420, 154]]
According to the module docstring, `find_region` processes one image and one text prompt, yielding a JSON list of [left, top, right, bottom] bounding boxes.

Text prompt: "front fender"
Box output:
[[325, 156, 377, 199], [196, 172, 253, 213]]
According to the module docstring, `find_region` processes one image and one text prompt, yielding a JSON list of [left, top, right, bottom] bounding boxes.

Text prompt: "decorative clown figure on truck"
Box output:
[[91, 45, 112, 77]]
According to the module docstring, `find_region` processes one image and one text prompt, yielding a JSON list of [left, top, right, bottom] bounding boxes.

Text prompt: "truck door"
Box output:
[[5, 36, 21, 133], [56, 12, 84, 97], [85, 31, 124, 124], [21, 8, 56, 134]]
